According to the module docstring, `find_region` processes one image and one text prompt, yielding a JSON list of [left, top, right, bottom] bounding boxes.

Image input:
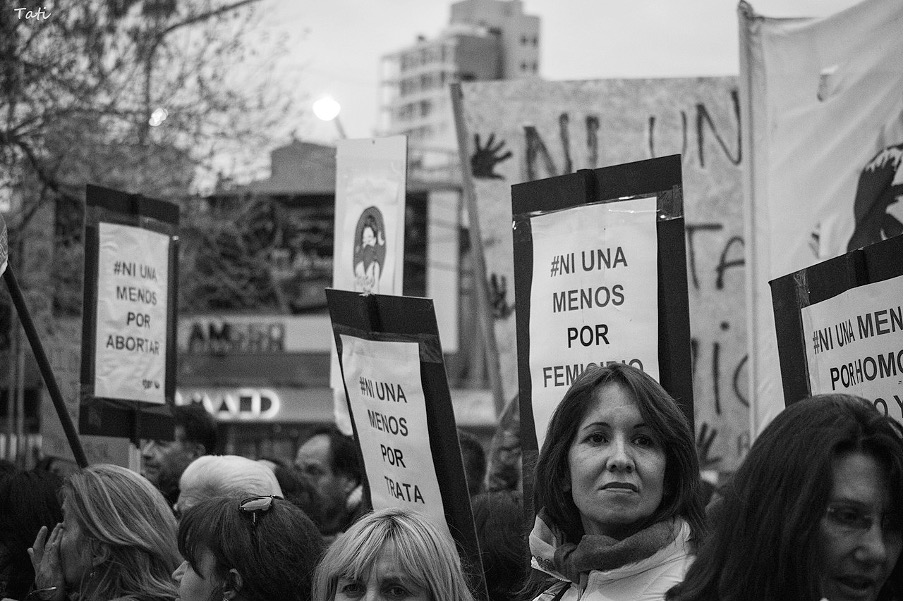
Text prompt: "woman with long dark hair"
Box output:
[[525, 363, 705, 600], [669, 394, 901, 600]]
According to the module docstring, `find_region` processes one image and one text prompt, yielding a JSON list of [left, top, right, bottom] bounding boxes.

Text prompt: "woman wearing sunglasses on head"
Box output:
[[668, 394, 902, 600], [312, 507, 475, 601], [174, 495, 324, 600], [27, 464, 180, 600]]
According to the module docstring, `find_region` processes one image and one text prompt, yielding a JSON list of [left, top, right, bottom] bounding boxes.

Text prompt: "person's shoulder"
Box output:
[[533, 580, 572, 601]]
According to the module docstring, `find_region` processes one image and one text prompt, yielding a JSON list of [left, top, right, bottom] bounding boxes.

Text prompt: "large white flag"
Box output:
[[739, 0, 902, 436]]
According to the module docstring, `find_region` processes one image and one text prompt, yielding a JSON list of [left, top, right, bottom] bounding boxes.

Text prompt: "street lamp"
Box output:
[[313, 95, 347, 139]]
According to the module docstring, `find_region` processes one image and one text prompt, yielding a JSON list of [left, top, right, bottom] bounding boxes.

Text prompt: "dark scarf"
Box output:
[[531, 510, 680, 587]]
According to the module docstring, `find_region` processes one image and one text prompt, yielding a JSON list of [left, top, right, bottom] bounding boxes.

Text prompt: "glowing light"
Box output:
[[312, 95, 341, 121], [149, 107, 168, 127]]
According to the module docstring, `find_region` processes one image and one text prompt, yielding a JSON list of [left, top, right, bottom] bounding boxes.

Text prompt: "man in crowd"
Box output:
[[458, 429, 487, 497], [141, 403, 218, 508], [294, 426, 364, 536]]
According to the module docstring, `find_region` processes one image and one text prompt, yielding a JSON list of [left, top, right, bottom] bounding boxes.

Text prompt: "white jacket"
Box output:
[[534, 521, 694, 601]]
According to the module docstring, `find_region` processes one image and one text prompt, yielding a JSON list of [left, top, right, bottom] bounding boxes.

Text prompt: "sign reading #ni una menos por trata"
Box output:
[[528, 196, 660, 448], [93, 222, 169, 404], [801, 275, 903, 424], [339, 335, 452, 542]]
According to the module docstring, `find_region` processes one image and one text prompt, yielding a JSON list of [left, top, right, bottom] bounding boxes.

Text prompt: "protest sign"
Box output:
[[801, 277, 902, 422], [80, 185, 178, 442], [454, 76, 748, 471], [512, 156, 693, 523], [330, 136, 408, 435], [326, 288, 487, 600], [771, 235, 902, 424], [522, 196, 659, 448], [513, 156, 692, 450]]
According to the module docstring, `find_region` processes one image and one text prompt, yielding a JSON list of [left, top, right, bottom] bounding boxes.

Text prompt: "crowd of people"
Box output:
[[0, 364, 900, 600]]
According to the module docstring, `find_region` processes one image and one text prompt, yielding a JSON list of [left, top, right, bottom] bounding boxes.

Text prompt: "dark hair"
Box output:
[[0, 469, 63, 599], [669, 394, 903, 600], [534, 363, 704, 545], [472, 490, 528, 600], [174, 403, 218, 455], [458, 430, 487, 497], [178, 496, 325, 600], [308, 426, 361, 486], [271, 465, 325, 529]]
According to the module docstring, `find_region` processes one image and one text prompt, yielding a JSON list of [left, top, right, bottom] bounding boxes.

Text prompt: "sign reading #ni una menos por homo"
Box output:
[[801, 276, 903, 424], [527, 197, 660, 448], [93, 222, 169, 404], [339, 335, 452, 542]]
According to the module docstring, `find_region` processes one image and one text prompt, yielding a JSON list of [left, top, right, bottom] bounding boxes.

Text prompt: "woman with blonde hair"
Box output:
[[28, 464, 180, 600], [313, 507, 474, 601]]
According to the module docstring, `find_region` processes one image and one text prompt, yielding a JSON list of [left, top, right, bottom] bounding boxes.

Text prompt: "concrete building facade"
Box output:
[[379, 0, 540, 162]]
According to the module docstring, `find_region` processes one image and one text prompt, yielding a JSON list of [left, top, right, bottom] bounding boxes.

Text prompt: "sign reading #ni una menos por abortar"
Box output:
[[93, 222, 170, 404], [801, 275, 903, 424]]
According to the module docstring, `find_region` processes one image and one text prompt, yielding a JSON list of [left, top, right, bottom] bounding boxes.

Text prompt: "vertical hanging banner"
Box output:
[[771, 235, 902, 424], [80, 185, 178, 441], [326, 289, 488, 600], [330, 136, 407, 434], [513, 156, 692, 511], [739, 0, 903, 437]]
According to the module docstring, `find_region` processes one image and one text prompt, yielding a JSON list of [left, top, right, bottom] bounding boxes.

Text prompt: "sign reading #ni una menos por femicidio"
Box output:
[[93, 222, 170, 404], [527, 197, 660, 448]]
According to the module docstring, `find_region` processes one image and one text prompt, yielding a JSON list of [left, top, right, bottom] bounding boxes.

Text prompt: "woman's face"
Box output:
[[816, 451, 902, 601], [362, 225, 376, 247], [59, 499, 96, 587], [173, 547, 221, 601], [566, 382, 667, 539], [335, 544, 429, 601]]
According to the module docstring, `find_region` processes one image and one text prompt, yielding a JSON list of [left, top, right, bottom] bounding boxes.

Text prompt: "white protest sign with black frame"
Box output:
[[770, 235, 902, 424], [80, 185, 178, 442], [512, 155, 693, 520], [326, 288, 488, 600]]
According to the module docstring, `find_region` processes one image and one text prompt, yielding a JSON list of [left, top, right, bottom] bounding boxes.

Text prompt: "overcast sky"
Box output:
[[253, 0, 865, 145]]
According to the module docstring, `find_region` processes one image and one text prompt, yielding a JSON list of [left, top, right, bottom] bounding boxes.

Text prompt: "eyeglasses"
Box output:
[[239, 495, 280, 526], [825, 503, 901, 535]]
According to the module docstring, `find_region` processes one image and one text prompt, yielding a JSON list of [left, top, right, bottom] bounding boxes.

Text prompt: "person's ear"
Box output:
[[222, 569, 242, 601], [340, 474, 357, 496], [90, 540, 111, 568], [188, 441, 206, 459]]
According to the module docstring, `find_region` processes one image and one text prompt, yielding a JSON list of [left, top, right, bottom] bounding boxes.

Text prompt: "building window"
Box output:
[[420, 100, 431, 117], [532, 62, 538, 73], [521, 62, 528, 72], [533, 36, 539, 46], [521, 35, 528, 45]]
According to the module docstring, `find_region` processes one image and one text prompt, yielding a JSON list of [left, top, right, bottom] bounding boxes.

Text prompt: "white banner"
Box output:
[[94, 222, 169, 404], [339, 336, 451, 541], [528, 197, 659, 447], [739, 0, 903, 436], [801, 276, 903, 423], [331, 137, 407, 434]]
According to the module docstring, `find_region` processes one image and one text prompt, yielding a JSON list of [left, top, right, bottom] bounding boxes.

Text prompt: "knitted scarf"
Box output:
[[530, 509, 680, 589]]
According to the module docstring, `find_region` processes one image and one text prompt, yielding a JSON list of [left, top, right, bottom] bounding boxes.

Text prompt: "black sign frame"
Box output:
[[326, 288, 489, 600]]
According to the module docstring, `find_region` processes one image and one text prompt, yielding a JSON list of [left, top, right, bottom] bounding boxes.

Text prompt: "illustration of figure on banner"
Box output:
[[353, 206, 386, 293], [847, 144, 902, 251]]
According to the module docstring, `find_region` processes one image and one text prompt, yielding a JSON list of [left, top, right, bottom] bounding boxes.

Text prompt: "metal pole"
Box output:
[[450, 83, 506, 418]]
